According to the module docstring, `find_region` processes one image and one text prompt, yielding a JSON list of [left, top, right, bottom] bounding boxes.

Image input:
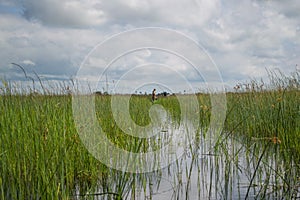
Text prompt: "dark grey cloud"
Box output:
[[14, 0, 221, 28], [19, 0, 105, 28], [266, 0, 300, 18]]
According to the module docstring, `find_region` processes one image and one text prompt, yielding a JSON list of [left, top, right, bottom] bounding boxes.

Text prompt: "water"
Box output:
[[73, 120, 299, 199], [129, 138, 297, 199]]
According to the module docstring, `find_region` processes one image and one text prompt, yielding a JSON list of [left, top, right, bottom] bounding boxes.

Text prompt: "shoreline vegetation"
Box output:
[[0, 69, 299, 199]]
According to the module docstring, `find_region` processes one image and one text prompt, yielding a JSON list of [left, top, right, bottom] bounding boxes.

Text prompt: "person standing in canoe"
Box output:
[[152, 88, 157, 102]]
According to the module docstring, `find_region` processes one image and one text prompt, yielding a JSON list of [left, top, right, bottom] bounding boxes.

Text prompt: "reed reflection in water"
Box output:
[[74, 118, 299, 200]]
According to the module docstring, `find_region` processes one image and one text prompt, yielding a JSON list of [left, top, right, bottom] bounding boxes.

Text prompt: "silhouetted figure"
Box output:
[[152, 88, 157, 102]]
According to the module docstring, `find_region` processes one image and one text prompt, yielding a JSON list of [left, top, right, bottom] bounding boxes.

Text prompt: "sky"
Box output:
[[0, 0, 299, 94]]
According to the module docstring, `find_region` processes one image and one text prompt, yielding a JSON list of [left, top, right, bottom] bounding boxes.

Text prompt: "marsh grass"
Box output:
[[0, 69, 299, 199], [225, 71, 300, 164]]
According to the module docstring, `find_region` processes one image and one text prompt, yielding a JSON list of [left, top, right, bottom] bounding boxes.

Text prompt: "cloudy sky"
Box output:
[[0, 0, 299, 93]]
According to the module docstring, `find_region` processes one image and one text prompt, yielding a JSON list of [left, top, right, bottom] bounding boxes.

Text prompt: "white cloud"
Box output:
[[198, 0, 300, 84], [22, 59, 35, 66], [0, 0, 300, 92], [0, 13, 106, 80], [100, 0, 221, 27]]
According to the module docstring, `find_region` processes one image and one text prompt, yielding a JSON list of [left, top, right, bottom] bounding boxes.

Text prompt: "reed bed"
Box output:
[[0, 69, 299, 199]]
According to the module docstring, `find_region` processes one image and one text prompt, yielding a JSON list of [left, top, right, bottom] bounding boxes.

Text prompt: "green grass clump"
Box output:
[[224, 70, 300, 164], [0, 94, 109, 199]]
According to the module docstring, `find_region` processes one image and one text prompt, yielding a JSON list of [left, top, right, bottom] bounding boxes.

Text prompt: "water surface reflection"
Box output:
[[75, 119, 299, 199]]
